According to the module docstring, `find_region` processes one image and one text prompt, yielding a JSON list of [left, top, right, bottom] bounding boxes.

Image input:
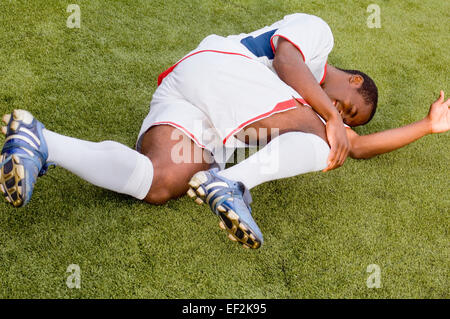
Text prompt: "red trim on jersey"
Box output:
[[270, 34, 306, 62], [151, 121, 206, 148], [222, 98, 307, 144], [295, 98, 308, 106], [319, 62, 328, 85], [157, 50, 254, 86]]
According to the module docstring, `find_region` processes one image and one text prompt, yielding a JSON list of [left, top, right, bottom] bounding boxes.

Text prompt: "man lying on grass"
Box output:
[[1, 13, 449, 249]]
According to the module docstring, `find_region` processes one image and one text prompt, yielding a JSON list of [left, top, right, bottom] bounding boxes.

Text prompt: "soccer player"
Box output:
[[1, 14, 448, 249]]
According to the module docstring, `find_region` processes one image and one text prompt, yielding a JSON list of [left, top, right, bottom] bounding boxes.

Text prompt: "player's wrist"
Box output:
[[327, 112, 344, 125], [421, 117, 434, 134]]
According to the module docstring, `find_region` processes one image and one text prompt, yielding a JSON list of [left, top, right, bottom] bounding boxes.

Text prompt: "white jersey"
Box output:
[[158, 13, 334, 86], [143, 14, 336, 166], [227, 13, 334, 83]]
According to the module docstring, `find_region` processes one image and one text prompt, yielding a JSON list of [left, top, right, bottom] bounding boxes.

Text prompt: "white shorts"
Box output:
[[136, 35, 307, 164]]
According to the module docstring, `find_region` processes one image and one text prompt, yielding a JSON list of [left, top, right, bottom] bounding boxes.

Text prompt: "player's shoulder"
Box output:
[[280, 13, 334, 47], [281, 13, 332, 31]]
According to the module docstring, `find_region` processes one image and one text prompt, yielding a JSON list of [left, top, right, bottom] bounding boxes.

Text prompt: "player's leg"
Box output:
[[139, 125, 212, 204], [179, 52, 330, 248], [0, 110, 211, 207], [218, 101, 329, 189], [187, 103, 329, 249], [0, 109, 154, 207], [44, 123, 212, 205]]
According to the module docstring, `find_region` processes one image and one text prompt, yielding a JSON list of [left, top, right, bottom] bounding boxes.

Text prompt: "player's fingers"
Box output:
[[323, 161, 337, 172], [335, 144, 349, 169], [338, 150, 347, 167], [324, 146, 340, 172], [323, 146, 337, 172], [323, 157, 335, 172], [334, 149, 345, 169], [433, 91, 444, 106], [326, 145, 337, 164], [444, 98, 450, 107]]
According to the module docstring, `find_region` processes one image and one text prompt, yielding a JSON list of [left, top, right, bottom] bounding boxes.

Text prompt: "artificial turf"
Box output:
[[0, 0, 448, 298]]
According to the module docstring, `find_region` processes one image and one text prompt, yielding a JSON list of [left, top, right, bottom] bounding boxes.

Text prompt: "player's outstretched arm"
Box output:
[[347, 91, 450, 159], [273, 37, 349, 172]]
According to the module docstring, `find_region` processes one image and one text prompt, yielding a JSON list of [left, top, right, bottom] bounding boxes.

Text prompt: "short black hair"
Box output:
[[338, 68, 378, 125]]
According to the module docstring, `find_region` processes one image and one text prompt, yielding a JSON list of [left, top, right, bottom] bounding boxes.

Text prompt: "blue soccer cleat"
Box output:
[[187, 168, 263, 249], [0, 109, 51, 207]]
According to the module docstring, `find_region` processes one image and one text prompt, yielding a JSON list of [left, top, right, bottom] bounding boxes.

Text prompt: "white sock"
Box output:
[[218, 132, 329, 189], [43, 129, 153, 200]]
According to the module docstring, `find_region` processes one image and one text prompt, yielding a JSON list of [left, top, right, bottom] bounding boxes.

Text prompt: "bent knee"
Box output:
[[143, 170, 189, 205], [144, 188, 173, 205]]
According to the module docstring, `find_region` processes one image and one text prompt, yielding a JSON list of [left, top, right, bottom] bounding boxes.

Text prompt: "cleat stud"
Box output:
[[227, 234, 237, 242], [2, 114, 11, 124], [196, 187, 205, 197], [12, 110, 21, 120], [219, 221, 226, 230], [187, 188, 196, 198], [193, 172, 208, 184], [242, 244, 250, 249], [13, 109, 33, 124], [188, 180, 199, 188], [16, 166, 25, 179], [194, 197, 204, 205], [217, 205, 226, 213], [227, 210, 239, 221], [0, 184, 5, 193], [5, 196, 12, 203], [1, 126, 6, 135], [10, 121, 19, 131]]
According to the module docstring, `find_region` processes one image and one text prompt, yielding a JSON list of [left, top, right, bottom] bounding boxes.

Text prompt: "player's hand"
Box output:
[[427, 90, 450, 134], [323, 116, 350, 172]]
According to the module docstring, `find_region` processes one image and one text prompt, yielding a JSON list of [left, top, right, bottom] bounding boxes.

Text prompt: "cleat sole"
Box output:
[[228, 233, 237, 242], [0, 156, 25, 207], [10, 121, 19, 131], [186, 171, 262, 249], [187, 187, 205, 205], [186, 172, 210, 204], [2, 114, 11, 124], [186, 188, 196, 198], [196, 187, 205, 197], [217, 205, 261, 249], [13, 109, 34, 125], [217, 205, 226, 213]]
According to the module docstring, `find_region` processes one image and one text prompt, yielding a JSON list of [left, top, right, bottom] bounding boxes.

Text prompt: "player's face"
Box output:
[[331, 90, 373, 127]]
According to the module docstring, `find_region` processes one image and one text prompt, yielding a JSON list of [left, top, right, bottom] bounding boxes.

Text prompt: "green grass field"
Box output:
[[0, 0, 448, 298]]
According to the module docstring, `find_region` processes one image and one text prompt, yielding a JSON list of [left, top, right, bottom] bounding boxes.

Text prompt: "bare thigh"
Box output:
[[139, 125, 212, 204], [235, 101, 328, 145]]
